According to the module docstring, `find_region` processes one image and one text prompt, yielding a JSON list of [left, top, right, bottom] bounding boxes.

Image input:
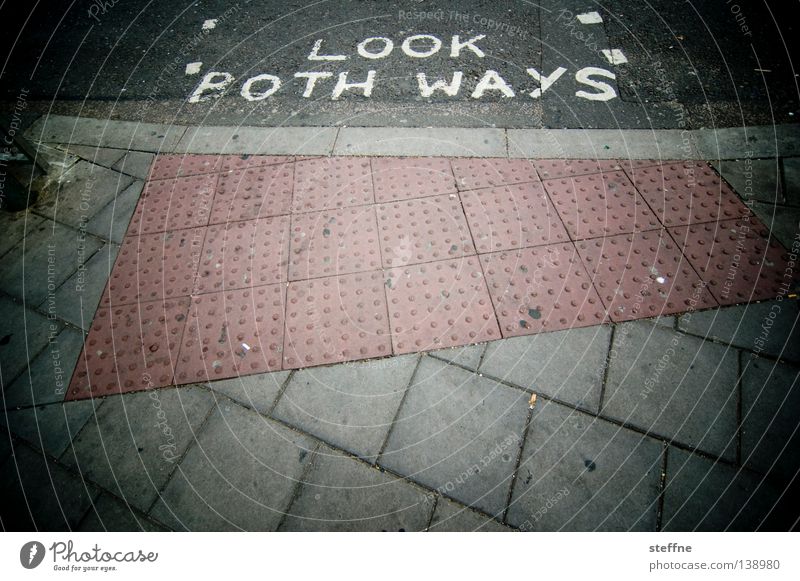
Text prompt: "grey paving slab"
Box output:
[[60, 145, 127, 169], [61, 386, 215, 512], [712, 158, 783, 204], [3, 326, 84, 409], [603, 322, 739, 460], [280, 447, 431, 531], [1, 399, 99, 458], [481, 326, 612, 412], [0, 219, 103, 305], [335, 128, 506, 157], [175, 126, 337, 155], [428, 496, 512, 532], [0, 430, 12, 465], [506, 399, 663, 531], [273, 355, 417, 461], [0, 210, 43, 259], [696, 125, 800, 160], [429, 344, 486, 371], [26, 115, 186, 152], [48, 242, 119, 331], [85, 180, 144, 243], [662, 447, 794, 531], [651, 315, 676, 329], [0, 443, 100, 531], [206, 371, 290, 415], [79, 493, 168, 532], [508, 129, 698, 160], [782, 157, 800, 206], [149, 402, 314, 531], [34, 162, 134, 227], [380, 356, 528, 517], [0, 294, 62, 386], [741, 355, 800, 483], [750, 201, 800, 250], [678, 300, 800, 363], [112, 151, 155, 180]]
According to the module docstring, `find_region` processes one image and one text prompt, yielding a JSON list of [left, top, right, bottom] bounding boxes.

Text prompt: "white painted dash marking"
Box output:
[[602, 49, 628, 65], [202, 19, 218, 31], [185, 62, 203, 75], [577, 11, 603, 24]]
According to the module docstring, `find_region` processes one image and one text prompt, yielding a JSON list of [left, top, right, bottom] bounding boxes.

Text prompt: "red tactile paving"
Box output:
[[148, 154, 222, 180], [195, 216, 290, 294], [532, 159, 624, 180], [669, 217, 798, 306], [629, 162, 751, 227], [289, 206, 381, 281], [175, 285, 285, 383], [283, 271, 391, 368], [210, 163, 294, 224], [461, 182, 569, 253], [101, 228, 205, 307], [451, 158, 539, 190], [371, 157, 457, 203], [385, 257, 500, 354], [577, 230, 717, 321], [377, 194, 475, 267], [219, 154, 293, 173], [544, 172, 661, 240], [67, 298, 190, 400], [127, 174, 217, 235], [481, 244, 607, 337], [293, 157, 373, 212]]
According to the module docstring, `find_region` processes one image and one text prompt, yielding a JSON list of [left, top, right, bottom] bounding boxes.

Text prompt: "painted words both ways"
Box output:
[[188, 33, 619, 103]]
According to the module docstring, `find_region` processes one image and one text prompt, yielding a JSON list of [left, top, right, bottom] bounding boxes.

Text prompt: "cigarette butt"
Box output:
[[529, 393, 538, 409]]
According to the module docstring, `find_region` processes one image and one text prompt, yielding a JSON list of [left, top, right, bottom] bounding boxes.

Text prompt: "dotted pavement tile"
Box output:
[[195, 216, 289, 294], [293, 157, 373, 213], [210, 163, 294, 224], [219, 154, 293, 173], [377, 194, 475, 268], [533, 159, 625, 180], [669, 217, 799, 306], [148, 154, 222, 180], [461, 181, 569, 253], [451, 158, 539, 190], [289, 206, 381, 281], [385, 257, 500, 354], [101, 228, 205, 307], [481, 243, 607, 337], [629, 161, 751, 227], [371, 157, 457, 203], [175, 285, 285, 385], [127, 174, 217, 235], [283, 270, 392, 369], [66, 297, 190, 400], [576, 230, 717, 322], [543, 171, 661, 240]]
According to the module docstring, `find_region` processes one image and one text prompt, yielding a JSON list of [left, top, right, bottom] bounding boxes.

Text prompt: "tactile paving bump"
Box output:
[[127, 174, 217, 235], [293, 157, 373, 212], [149, 154, 222, 181], [101, 228, 205, 307], [289, 207, 380, 281], [372, 157, 457, 203], [461, 182, 569, 253], [377, 194, 475, 268], [195, 216, 290, 294], [630, 162, 751, 226], [669, 217, 799, 306], [385, 257, 500, 354], [175, 285, 285, 383], [544, 172, 661, 240], [532, 159, 624, 180], [67, 298, 190, 400], [451, 158, 539, 190], [210, 164, 294, 224], [220, 154, 293, 173], [481, 243, 607, 337], [577, 230, 717, 322], [283, 270, 391, 368]]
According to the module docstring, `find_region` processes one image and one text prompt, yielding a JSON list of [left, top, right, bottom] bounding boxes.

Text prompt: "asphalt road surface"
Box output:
[[1, 0, 798, 128]]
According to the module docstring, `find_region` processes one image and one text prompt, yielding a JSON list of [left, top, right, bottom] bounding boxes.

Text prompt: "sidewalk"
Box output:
[[0, 117, 798, 531]]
